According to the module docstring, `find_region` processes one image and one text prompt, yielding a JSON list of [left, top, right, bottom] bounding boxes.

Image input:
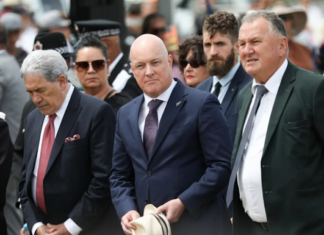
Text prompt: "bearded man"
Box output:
[[197, 11, 252, 141]]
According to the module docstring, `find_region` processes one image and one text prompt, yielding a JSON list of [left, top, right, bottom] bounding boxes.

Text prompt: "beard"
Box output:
[[207, 48, 235, 77]]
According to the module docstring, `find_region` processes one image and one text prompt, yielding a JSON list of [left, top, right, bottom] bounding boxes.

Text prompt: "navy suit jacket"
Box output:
[[197, 64, 252, 142], [20, 88, 122, 235], [110, 79, 233, 234]]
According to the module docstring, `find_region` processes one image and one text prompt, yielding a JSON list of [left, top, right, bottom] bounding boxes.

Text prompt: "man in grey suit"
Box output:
[[0, 23, 28, 235]]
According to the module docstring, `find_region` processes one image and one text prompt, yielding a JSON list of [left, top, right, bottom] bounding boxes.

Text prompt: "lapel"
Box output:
[[109, 55, 127, 85], [235, 84, 253, 145], [45, 88, 82, 175], [129, 95, 148, 160], [221, 65, 245, 114], [263, 62, 295, 155], [204, 76, 213, 92], [26, 110, 44, 187], [149, 80, 187, 161]]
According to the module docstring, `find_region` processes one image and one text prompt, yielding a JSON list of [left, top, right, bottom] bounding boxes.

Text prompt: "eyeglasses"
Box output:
[[151, 27, 166, 35], [75, 60, 106, 72], [179, 60, 205, 69]]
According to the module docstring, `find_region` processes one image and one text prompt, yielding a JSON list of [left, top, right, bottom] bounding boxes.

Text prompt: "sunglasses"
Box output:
[[151, 27, 166, 35], [179, 60, 205, 69], [75, 60, 106, 72]]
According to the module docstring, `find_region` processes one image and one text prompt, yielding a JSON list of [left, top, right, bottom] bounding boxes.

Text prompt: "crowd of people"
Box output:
[[0, 0, 324, 235]]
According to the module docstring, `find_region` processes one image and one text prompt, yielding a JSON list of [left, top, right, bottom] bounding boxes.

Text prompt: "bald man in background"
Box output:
[[110, 34, 232, 235]]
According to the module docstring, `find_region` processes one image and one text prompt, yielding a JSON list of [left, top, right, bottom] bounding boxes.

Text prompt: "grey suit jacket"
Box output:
[[0, 51, 28, 142]]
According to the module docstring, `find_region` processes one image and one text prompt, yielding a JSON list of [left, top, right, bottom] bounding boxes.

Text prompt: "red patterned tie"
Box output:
[[36, 114, 56, 214]]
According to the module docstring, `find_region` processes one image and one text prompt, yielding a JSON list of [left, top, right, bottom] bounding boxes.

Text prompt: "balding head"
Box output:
[[130, 34, 173, 98], [130, 34, 168, 62]]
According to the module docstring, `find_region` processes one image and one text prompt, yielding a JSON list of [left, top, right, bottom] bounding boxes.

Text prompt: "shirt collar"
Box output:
[[143, 79, 177, 105], [53, 84, 74, 120], [109, 52, 123, 72], [251, 59, 288, 96], [213, 62, 240, 87]]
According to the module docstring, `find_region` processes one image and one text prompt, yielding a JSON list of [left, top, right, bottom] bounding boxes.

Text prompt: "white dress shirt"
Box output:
[[237, 59, 288, 222], [32, 85, 82, 235], [138, 80, 177, 140], [210, 62, 240, 103]]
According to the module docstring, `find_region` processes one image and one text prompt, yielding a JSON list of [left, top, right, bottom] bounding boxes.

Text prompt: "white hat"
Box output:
[[0, 12, 22, 31], [2, 0, 19, 7], [38, 10, 70, 29], [268, 1, 307, 36], [130, 204, 171, 235]]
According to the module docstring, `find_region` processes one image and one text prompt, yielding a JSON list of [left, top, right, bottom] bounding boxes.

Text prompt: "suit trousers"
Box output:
[[4, 153, 23, 235], [251, 219, 269, 235]]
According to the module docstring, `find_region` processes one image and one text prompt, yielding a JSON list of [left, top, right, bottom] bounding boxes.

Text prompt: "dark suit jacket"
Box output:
[[0, 119, 13, 235], [20, 88, 122, 235], [232, 62, 324, 235], [110, 79, 233, 235], [196, 64, 252, 142]]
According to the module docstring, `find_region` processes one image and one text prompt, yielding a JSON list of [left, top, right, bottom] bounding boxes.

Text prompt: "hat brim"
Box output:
[[143, 205, 171, 235], [61, 52, 75, 58], [268, 4, 307, 36]]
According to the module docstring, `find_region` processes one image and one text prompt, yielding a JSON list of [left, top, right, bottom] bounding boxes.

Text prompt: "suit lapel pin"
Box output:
[[232, 88, 235, 92], [176, 101, 182, 106]]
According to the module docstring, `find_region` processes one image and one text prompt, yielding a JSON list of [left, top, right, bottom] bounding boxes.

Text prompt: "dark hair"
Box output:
[[0, 24, 7, 45], [203, 11, 238, 43], [178, 35, 206, 73], [142, 13, 165, 35], [75, 35, 108, 61]]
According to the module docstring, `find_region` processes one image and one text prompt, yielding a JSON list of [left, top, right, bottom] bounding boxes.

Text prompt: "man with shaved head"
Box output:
[[110, 34, 233, 235]]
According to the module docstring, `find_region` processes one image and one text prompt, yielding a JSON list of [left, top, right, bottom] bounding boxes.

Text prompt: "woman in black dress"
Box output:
[[74, 35, 132, 116]]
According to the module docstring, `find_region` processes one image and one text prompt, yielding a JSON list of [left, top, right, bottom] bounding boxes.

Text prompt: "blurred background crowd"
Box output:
[[1, 0, 324, 235]]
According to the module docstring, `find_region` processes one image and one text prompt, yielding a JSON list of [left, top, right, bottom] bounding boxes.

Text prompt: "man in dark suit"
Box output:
[[20, 49, 118, 235], [197, 11, 252, 142], [75, 20, 142, 98], [227, 11, 324, 235], [110, 34, 233, 235], [0, 116, 13, 235]]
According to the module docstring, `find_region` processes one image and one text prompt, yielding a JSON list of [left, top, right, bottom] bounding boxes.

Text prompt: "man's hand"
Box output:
[[47, 223, 70, 235], [121, 210, 140, 235], [20, 227, 25, 235], [155, 198, 185, 223], [35, 225, 52, 235]]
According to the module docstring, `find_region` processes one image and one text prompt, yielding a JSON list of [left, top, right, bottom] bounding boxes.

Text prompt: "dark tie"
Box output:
[[226, 85, 268, 207], [143, 99, 163, 158], [36, 113, 56, 214], [213, 82, 222, 97]]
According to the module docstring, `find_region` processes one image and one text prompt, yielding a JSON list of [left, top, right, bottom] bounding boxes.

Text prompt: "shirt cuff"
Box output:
[[64, 218, 83, 235], [32, 222, 44, 235]]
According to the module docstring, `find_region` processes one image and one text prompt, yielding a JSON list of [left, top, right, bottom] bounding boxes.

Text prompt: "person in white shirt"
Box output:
[[227, 10, 324, 235]]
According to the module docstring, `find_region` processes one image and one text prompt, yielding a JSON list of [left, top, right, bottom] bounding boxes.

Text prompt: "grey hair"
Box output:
[[21, 50, 68, 82], [241, 10, 287, 38]]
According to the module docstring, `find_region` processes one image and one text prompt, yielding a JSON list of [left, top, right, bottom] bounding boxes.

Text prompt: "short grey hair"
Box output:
[[21, 50, 68, 82], [241, 10, 287, 38]]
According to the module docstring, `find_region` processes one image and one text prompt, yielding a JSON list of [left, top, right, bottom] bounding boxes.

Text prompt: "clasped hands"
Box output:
[[121, 198, 185, 235], [36, 223, 71, 235]]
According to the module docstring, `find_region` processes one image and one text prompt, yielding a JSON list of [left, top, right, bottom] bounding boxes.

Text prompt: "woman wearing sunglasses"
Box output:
[[74, 36, 132, 116], [178, 35, 210, 88]]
